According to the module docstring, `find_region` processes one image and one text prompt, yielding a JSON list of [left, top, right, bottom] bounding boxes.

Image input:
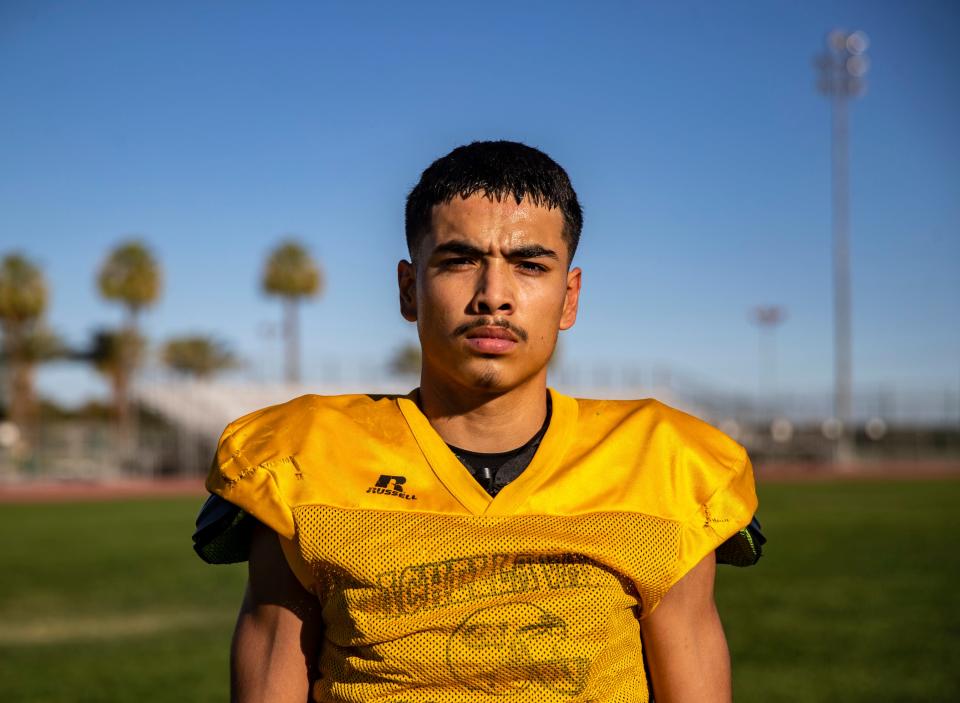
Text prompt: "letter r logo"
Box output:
[[375, 475, 407, 492]]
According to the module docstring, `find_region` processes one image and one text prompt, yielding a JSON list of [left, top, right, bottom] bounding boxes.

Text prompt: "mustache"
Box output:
[[453, 318, 529, 343]]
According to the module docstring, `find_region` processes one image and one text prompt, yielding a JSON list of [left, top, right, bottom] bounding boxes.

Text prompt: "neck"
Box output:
[[417, 369, 548, 453]]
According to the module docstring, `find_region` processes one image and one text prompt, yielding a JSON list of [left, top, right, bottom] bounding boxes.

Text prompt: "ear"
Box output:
[[397, 259, 418, 322], [559, 266, 581, 330]]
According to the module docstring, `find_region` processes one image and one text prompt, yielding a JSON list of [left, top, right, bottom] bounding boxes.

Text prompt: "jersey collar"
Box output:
[[396, 387, 578, 516]]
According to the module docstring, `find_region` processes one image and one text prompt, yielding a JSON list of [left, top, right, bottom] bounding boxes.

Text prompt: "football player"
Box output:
[[195, 140, 764, 703]]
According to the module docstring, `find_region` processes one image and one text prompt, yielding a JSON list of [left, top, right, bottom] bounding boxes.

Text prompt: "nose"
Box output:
[[469, 259, 515, 316]]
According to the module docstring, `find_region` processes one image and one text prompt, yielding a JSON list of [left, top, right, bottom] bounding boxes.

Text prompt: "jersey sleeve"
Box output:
[[199, 411, 318, 592], [644, 444, 758, 617], [680, 443, 757, 573]]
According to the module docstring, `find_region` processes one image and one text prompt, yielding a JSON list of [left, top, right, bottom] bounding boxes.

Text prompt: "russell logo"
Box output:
[[367, 474, 417, 501]]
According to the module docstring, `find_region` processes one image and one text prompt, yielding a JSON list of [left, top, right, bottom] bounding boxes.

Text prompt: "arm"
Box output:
[[231, 520, 323, 703], [640, 551, 731, 703]]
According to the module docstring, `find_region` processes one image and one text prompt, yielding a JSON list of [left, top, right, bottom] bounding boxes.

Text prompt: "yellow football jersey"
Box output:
[[206, 388, 758, 703]]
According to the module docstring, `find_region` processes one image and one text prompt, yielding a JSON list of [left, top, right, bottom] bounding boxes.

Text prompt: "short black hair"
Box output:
[[405, 140, 583, 263]]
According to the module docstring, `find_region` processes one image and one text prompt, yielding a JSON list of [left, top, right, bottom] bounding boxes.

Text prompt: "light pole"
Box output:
[[815, 30, 869, 464], [749, 305, 787, 422]]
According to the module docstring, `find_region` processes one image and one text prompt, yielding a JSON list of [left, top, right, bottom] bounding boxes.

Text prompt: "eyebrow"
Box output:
[[430, 239, 560, 262]]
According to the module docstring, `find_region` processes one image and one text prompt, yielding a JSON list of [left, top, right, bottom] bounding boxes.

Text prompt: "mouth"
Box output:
[[463, 325, 520, 354], [465, 326, 518, 342]]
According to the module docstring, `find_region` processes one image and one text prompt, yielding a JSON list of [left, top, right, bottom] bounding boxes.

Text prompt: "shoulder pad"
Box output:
[[192, 493, 254, 564], [716, 515, 766, 566]]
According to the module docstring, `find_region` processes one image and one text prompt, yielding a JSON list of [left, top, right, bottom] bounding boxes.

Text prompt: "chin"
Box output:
[[459, 358, 546, 394], [453, 358, 511, 392], [474, 368, 503, 390], [424, 351, 542, 395]]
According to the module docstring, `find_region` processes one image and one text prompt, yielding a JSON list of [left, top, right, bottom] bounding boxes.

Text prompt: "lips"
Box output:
[[464, 326, 519, 354], [465, 327, 518, 342]]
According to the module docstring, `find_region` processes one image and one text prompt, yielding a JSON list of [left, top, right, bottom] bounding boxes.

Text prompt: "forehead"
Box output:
[[426, 193, 566, 251]]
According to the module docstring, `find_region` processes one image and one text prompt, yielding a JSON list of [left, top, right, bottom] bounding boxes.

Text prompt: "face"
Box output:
[[397, 193, 581, 395]]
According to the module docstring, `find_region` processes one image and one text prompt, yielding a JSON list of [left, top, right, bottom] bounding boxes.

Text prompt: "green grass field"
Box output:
[[1, 481, 958, 702]]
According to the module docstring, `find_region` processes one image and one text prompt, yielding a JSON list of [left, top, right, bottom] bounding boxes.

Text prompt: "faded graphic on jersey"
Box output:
[[364, 552, 600, 618], [309, 549, 639, 700], [445, 603, 591, 697]]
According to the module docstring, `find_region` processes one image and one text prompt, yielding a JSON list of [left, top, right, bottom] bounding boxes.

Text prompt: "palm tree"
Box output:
[[162, 335, 237, 379], [86, 328, 145, 428], [96, 239, 161, 446], [97, 239, 162, 330], [0, 254, 59, 442], [261, 239, 322, 383]]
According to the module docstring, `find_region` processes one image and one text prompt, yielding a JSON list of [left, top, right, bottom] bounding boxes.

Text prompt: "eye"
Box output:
[[517, 261, 548, 273], [438, 257, 474, 270]]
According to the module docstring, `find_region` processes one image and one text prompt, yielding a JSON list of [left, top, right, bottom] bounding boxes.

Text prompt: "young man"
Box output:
[[194, 141, 763, 703]]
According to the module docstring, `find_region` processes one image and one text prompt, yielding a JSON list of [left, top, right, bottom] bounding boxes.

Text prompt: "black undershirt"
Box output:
[[446, 394, 552, 497]]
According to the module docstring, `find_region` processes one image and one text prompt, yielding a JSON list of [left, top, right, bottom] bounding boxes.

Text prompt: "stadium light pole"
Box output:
[[815, 30, 869, 465], [749, 306, 786, 422]]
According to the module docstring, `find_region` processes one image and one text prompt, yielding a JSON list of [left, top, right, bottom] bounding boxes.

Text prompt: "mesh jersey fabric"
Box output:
[[205, 388, 758, 703]]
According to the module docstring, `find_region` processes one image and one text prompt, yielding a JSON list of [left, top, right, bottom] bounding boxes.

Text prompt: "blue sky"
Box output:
[[1, 0, 957, 405]]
